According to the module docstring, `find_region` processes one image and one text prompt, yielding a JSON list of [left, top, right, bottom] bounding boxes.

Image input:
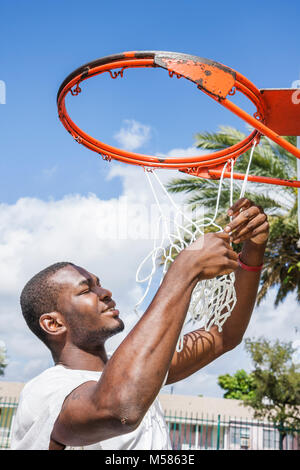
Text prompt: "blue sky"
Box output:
[[0, 0, 300, 397], [1, 0, 300, 203]]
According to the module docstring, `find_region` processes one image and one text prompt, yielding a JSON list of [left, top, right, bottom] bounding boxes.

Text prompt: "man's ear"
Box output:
[[39, 312, 67, 336]]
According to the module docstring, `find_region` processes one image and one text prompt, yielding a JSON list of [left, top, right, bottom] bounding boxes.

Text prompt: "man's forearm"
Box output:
[[240, 239, 266, 266], [221, 239, 266, 350], [95, 254, 197, 422]]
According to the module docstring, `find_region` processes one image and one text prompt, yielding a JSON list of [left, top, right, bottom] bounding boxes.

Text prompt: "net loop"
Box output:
[[168, 71, 182, 79], [108, 67, 126, 79], [70, 83, 81, 96]]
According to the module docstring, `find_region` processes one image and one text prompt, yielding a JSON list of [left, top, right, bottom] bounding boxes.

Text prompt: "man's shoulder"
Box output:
[[22, 365, 69, 391], [21, 366, 99, 402], [18, 366, 100, 418]]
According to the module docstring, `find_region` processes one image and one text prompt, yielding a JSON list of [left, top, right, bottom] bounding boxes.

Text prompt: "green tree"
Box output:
[[218, 337, 300, 449], [166, 126, 300, 306], [218, 369, 255, 400], [0, 341, 7, 376], [243, 337, 300, 426]]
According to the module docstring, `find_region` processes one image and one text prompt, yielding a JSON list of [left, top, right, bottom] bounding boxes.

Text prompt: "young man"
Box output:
[[11, 198, 269, 450]]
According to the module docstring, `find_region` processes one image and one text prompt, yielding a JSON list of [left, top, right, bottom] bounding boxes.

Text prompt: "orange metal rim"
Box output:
[[57, 52, 261, 169], [57, 51, 300, 187]]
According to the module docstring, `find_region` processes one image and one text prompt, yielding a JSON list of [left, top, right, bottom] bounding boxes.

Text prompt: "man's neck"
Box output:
[[54, 343, 108, 372]]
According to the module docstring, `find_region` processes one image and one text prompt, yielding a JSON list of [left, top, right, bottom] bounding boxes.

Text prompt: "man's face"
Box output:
[[52, 265, 124, 351]]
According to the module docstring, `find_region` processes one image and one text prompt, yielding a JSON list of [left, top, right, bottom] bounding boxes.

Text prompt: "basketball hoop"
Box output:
[[57, 50, 300, 187], [57, 51, 300, 351]]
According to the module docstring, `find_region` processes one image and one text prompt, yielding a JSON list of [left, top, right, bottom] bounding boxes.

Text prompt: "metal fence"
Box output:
[[164, 412, 300, 450], [0, 397, 18, 449], [0, 396, 299, 450]]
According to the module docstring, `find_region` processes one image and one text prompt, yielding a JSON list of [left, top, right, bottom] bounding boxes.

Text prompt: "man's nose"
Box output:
[[97, 286, 112, 301]]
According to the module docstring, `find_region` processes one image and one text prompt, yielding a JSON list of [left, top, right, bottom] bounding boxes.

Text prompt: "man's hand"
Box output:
[[178, 232, 239, 282], [224, 198, 269, 245]]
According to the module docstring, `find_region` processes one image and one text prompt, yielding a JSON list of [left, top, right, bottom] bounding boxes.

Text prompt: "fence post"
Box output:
[[217, 414, 221, 450]]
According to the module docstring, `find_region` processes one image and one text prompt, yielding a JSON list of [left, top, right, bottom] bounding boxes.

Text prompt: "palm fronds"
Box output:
[[166, 126, 300, 307]]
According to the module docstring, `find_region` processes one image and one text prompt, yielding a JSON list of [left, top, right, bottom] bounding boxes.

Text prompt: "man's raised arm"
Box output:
[[50, 232, 238, 448]]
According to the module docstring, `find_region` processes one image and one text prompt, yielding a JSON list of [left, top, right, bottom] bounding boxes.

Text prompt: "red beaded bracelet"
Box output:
[[238, 253, 263, 272]]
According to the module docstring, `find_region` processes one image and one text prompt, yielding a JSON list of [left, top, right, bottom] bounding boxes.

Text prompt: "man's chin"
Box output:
[[103, 318, 125, 338], [72, 318, 125, 350], [111, 318, 125, 335]]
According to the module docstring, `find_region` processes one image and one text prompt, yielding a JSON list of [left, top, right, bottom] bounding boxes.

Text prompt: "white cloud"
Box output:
[[42, 165, 57, 179], [246, 289, 300, 342], [114, 119, 151, 151], [156, 146, 203, 159]]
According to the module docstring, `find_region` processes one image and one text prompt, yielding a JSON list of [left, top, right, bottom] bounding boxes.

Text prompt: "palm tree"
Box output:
[[166, 126, 300, 306]]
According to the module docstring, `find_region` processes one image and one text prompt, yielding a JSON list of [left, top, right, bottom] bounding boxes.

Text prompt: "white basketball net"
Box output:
[[134, 142, 257, 352]]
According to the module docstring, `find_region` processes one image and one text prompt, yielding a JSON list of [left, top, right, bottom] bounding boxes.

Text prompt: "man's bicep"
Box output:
[[50, 380, 128, 448]]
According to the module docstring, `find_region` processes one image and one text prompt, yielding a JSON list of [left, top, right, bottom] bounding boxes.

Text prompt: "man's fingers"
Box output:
[[227, 198, 252, 217], [233, 221, 269, 244], [216, 231, 231, 240], [216, 231, 239, 251], [224, 205, 262, 234], [220, 258, 239, 275], [219, 245, 238, 274], [231, 213, 267, 240], [188, 231, 231, 251], [227, 248, 239, 260]]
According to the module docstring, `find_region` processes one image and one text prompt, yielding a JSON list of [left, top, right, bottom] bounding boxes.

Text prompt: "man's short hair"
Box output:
[[20, 262, 74, 346]]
